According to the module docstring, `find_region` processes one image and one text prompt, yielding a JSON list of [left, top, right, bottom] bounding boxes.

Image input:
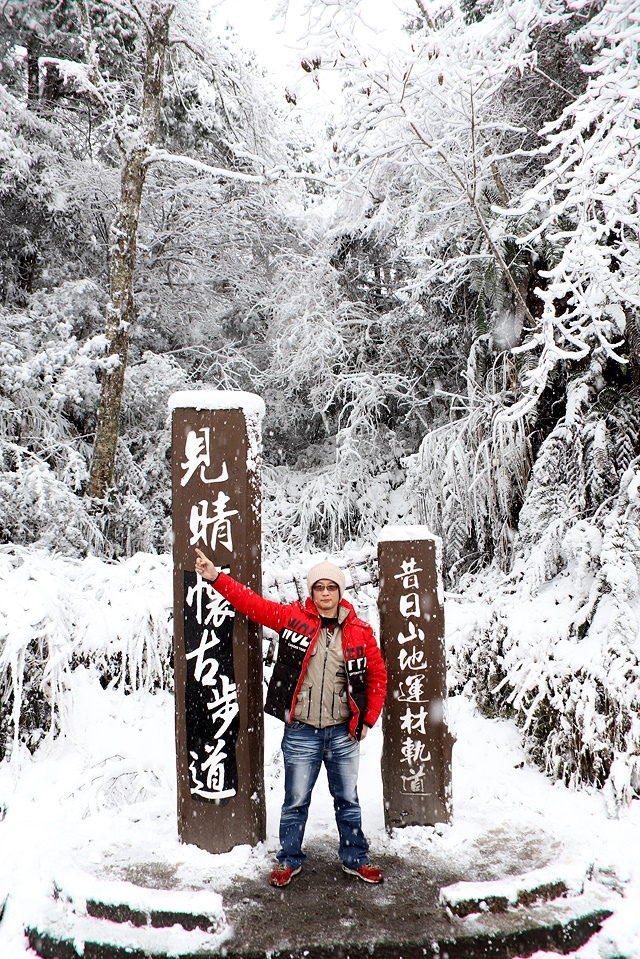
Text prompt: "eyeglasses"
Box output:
[[312, 582, 339, 593]]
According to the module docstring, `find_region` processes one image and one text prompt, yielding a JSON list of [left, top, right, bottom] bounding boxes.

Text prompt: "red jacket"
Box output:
[[212, 572, 387, 740]]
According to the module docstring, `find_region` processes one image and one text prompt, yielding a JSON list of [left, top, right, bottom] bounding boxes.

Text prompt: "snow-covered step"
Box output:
[[24, 870, 229, 959], [53, 868, 226, 933], [27, 902, 227, 959], [440, 861, 590, 917]]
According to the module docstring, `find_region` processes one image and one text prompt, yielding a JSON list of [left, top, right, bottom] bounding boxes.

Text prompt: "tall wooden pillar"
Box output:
[[378, 526, 454, 830], [169, 390, 266, 853]]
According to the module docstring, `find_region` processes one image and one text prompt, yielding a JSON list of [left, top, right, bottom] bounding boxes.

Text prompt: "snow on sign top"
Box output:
[[378, 525, 438, 542], [168, 390, 265, 417]]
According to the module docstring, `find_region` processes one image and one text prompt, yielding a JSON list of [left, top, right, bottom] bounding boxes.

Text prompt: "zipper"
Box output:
[[288, 618, 321, 722], [317, 626, 330, 726]]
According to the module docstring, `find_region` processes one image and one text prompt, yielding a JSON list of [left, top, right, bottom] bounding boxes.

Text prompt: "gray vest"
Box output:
[[292, 608, 351, 728]]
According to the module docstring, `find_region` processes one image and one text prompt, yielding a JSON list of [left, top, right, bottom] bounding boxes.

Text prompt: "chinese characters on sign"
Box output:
[[184, 570, 239, 802], [378, 532, 453, 829], [181, 428, 239, 803], [183, 428, 238, 555], [171, 399, 266, 853], [394, 558, 433, 796]]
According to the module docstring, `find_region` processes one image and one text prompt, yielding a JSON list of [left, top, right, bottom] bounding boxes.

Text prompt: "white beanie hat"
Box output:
[[307, 560, 346, 598]]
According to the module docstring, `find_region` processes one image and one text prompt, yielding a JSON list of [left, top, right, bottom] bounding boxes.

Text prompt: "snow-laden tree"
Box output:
[[448, 358, 640, 802], [82, 0, 175, 500], [411, 0, 640, 800], [282, 0, 582, 563], [413, 0, 640, 576], [0, 550, 173, 761], [308, 0, 565, 330], [308, 0, 638, 580], [84, 0, 326, 499], [509, 0, 640, 412], [0, 80, 109, 303], [0, 0, 81, 106], [257, 242, 412, 551], [1, 0, 319, 515], [0, 281, 107, 553], [0, 279, 193, 555]]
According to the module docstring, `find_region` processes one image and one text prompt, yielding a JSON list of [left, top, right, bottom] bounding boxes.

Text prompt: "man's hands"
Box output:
[[194, 547, 219, 583], [350, 724, 369, 742]]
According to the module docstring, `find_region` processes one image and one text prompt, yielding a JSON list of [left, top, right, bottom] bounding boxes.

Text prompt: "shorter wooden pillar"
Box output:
[[378, 526, 454, 829], [169, 390, 266, 854]]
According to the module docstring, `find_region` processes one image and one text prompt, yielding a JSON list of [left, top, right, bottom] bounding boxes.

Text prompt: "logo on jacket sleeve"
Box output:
[[346, 656, 367, 678], [281, 627, 312, 651]]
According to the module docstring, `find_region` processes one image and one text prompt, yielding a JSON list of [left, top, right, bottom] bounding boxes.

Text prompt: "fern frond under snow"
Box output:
[[408, 398, 532, 579]]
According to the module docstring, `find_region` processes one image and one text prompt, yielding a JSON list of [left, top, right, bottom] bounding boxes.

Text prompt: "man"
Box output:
[[194, 548, 387, 887]]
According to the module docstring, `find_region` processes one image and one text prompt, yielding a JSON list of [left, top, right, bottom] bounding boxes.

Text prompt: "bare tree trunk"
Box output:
[[625, 306, 640, 392], [88, 2, 174, 500], [26, 32, 41, 108]]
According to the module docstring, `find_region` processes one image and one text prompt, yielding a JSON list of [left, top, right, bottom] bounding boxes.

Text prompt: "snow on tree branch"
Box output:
[[145, 147, 336, 186], [510, 0, 640, 392]]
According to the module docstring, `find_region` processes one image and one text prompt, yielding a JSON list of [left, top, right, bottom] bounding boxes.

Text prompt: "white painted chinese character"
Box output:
[[399, 647, 427, 671], [401, 766, 427, 794], [207, 675, 239, 738], [399, 592, 421, 618], [181, 429, 229, 487], [400, 736, 432, 767], [187, 570, 236, 628], [393, 557, 423, 590], [204, 587, 236, 629], [189, 743, 236, 800], [189, 493, 239, 552], [398, 674, 427, 702], [397, 621, 425, 646], [185, 629, 220, 686], [400, 706, 428, 735], [201, 740, 230, 792]]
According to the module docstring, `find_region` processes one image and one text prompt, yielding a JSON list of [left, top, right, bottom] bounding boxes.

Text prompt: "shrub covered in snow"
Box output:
[[0, 548, 173, 761], [447, 379, 640, 805]]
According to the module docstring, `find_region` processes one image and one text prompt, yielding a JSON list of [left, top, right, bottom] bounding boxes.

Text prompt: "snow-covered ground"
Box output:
[[0, 553, 639, 957]]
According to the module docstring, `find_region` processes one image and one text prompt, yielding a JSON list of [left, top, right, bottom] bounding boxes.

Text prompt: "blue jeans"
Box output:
[[277, 721, 369, 870]]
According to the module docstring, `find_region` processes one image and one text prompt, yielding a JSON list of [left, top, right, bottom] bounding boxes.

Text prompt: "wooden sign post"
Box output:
[[378, 526, 454, 830], [169, 390, 266, 854]]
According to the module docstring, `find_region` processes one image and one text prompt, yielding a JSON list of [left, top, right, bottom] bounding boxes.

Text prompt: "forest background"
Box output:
[[1, 0, 640, 819]]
